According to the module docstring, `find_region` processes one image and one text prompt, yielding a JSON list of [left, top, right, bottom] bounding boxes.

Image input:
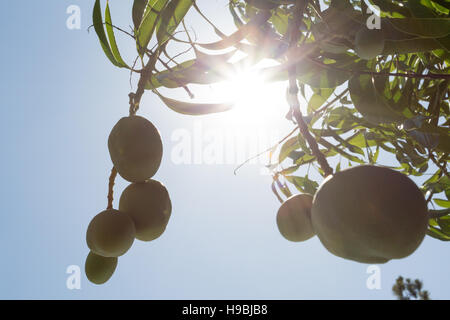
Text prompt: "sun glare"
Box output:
[[203, 66, 287, 126]]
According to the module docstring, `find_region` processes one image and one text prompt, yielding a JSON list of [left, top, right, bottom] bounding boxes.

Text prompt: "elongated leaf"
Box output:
[[349, 75, 404, 124], [270, 9, 289, 35], [133, 0, 148, 30], [383, 37, 443, 54], [105, 2, 129, 68], [245, 0, 281, 10], [229, 1, 245, 28], [260, 47, 353, 88], [198, 29, 251, 50], [194, 49, 237, 70], [318, 138, 365, 164], [407, 0, 437, 18], [307, 88, 334, 112], [285, 175, 319, 195], [156, 0, 194, 45], [427, 226, 450, 241], [437, 216, 450, 233], [155, 92, 234, 115], [280, 165, 300, 176], [388, 18, 450, 38], [137, 0, 169, 53], [279, 136, 300, 163], [92, 0, 121, 67], [369, 0, 411, 17], [147, 56, 236, 90], [197, 11, 270, 50], [435, 199, 450, 208], [146, 59, 196, 89]]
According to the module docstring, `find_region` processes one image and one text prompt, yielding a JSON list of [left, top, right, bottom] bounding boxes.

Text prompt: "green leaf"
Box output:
[[369, 0, 411, 18], [307, 88, 334, 113], [437, 216, 450, 233], [388, 18, 450, 38], [428, 0, 450, 15], [349, 74, 404, 124], [297, 133, 311, 156], [335, 162, 341, 172], [285, 175, 319, 195], [245, 0, 283, 10], [198, 11, 270, 50], [229, 1, 245, 28], [348, 131, 376, 149], [407, 0, 438, 18], [261, 52, 352, 88], [434, 199, 450, 208], [92, 0, 121, 67], [270, 9, 289, 35], [278, 136, 299, 163], [279, 165, 300, 176], [133, 0, 148, 30], [137, 0, 169, 53], [427, 225, 450, 241], [372, 146, 380, 163], [198, 28, 249, 50], [155, 92, 234, 115], [147, 60, 196, 89], [318, 137, 365, 164], [296, 58, 353, 89], [383, 37, 444, 54], [105, 1, 129, 68], [156, 0, 194, 45]]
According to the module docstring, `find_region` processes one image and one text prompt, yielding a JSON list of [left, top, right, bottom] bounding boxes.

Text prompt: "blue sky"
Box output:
[[0, 0, 448, 299]]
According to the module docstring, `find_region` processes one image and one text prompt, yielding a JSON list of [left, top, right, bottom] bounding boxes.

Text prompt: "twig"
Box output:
[[157, 56, 194, 98], [129, 55, 140, 89], [308, 57, 450, 80], [234, 125, 300, 175], [429, 153, 450, 179], [287, 0, 333, 177], [107, 167, 118, 210], [88, 22, 136, 39], [130, 43, 168, 115], [158, 45, 194, 66], [193, 1, 226, 38], [313, 88, 349, 116], [429, 209, 450, 219], [426, 190, 434, 205]]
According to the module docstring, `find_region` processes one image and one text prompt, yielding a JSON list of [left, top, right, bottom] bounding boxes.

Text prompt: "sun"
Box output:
[[200, 62, 288, 126]]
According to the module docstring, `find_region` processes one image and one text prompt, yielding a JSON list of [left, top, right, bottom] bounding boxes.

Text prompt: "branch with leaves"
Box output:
[[91, 0, 450, 241]]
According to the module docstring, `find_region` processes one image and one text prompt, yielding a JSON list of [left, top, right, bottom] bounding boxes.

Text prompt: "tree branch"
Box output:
[[287, 0, 333, 177], [130, 43, 168, 115]]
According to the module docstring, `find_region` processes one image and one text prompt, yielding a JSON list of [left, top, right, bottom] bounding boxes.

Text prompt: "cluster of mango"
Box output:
[[276, 165, 428, 263], [85, 116, 171, 284]]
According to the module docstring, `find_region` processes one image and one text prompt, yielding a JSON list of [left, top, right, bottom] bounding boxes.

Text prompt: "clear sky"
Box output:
[[0, 0, 448, 299]]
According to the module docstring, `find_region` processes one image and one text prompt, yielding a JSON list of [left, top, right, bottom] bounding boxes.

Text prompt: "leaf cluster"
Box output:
[[92, 0, 450, 240]]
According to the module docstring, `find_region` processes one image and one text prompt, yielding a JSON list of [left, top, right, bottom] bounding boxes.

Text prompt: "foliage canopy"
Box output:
[[92, 0, 450, 241]]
